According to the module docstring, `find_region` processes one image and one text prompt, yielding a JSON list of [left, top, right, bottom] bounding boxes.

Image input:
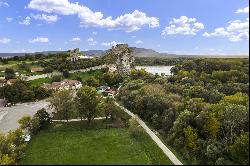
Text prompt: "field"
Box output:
[[27, 69, 105, 87], [20, 121, 172, 165]]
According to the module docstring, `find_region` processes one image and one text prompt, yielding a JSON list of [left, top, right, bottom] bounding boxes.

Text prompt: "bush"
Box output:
[[18, 109, 51, 135], [0, 129, 26, 165], [34, 109, 51, 129], [128, 117, 144, 138]]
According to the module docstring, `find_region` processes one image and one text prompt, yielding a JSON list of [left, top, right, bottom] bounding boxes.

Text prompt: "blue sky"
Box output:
[[0, 0, 249, 55]]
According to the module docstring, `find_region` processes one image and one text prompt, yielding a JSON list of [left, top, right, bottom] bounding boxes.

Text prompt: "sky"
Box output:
[[0, 0, 249, 55]]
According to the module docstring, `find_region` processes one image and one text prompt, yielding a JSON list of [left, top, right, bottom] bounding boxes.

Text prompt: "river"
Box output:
[[135, 66, 174, 76]]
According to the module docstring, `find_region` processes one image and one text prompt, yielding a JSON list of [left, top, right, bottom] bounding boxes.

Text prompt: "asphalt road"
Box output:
[[0, 100, 52, 133]]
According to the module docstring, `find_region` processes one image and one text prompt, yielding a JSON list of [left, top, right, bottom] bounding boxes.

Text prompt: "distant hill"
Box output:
[[82, 50, 106, 57], [130, 47, 177, 57], [0, 48, 248, 58]]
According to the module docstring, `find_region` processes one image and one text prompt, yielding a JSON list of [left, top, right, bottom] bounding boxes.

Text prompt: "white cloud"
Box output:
[[6, 17, 13, 22], [87, 38, 97, 45], [70, 37, 81, 42], [135, 40, 143, 44], [208, 48, 216, 51], [235, 6, 249, 14], [131, 35, 136, 38], [27, 0, 159, 32], [101, 41, 123, 47], [162, 16, 204, 36], [0, 37, 11, 44], [32, 14, 58, 23], [203, 18, 249, 42], [0, 1, 9, 7], [92, 32, 98, 35], [19, 16, 31, 25], [29, 37, 49, 43]]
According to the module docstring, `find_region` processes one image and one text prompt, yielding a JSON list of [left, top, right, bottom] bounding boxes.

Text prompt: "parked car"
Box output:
[[5, 103, 12, 107]]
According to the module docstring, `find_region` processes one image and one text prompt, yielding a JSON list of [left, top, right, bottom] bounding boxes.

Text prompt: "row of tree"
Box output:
[[0, 80, 52, 103], [48, 86, 129, 126]]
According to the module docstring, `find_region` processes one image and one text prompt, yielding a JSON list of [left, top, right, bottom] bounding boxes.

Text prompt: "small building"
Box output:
[[67, 48, 93, 62], [31, 67, 44, 73], [43, 79, 82, 91]]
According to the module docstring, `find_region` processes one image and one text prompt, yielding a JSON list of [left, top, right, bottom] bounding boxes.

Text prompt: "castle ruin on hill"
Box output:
[[107, 44, 135, 74]]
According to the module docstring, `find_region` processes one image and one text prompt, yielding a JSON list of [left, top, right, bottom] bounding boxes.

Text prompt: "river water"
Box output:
[[135, 66, 174, 75]]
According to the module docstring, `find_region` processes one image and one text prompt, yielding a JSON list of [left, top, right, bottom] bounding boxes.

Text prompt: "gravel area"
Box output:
[[0, 100, 52, 133]]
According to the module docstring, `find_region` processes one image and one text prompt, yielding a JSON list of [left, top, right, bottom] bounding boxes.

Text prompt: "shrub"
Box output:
[[128, 117, 144, 138]]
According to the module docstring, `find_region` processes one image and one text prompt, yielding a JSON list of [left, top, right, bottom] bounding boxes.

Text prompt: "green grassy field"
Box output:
[[68, 69, 104, 80], [20, 121, 172, 165], [27, 69, 105, 87]]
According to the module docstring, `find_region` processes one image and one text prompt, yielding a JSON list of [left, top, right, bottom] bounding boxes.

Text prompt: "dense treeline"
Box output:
[[0, 53, 69, 64], [37, 57, 105, 72], [117, 58, 249, 165], [0, 80, 51, 103]]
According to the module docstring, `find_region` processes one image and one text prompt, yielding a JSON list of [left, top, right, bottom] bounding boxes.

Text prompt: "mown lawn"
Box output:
[[27, 69, 105, 87], [20, 121, 172, 165], [68, 69, 104, 81]]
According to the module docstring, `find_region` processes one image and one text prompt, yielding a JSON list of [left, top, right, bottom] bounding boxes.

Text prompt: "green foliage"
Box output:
[[102, 71, 124, 87], [183, 126, 198, 151], [75, 86, 101, 125], [220, 92, 249, 106], [230, 132, 249, 165], [128, 117, 144, 138], [0, 129, 26, 165], [48, 90, 74, 122], [117, 57, 249, 165], [51, 75, 62, 82], [0, 79, 50, 103], [85, 76, 100, 87], [4, 68, 15, 80]]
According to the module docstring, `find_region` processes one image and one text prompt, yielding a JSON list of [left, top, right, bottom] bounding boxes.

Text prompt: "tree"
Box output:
[[230, 132, 249, 165], [183, 126, 198, 151], [85, 76, 100, 87], [33, 87, 51, 100], [43, 66, 54, 73], [48, 90, 74, 122], [75, 85, 101, 125], [62, 69, 70, 78], [4, 68, 15, 80], [128, 117, 144, 138], [203, 116, 220, 139], [51, 75, 62, 82], [18, 115, 32, 131], [0, 154, 15, 165], [34, 109, 51, 129]]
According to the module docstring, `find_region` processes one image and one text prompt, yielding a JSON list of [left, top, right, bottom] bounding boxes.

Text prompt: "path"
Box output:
[[52, 117, 107, 122], [114, 102, 183, 165], [0, 100, 52, 133], [23, 65, 107, 81]]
